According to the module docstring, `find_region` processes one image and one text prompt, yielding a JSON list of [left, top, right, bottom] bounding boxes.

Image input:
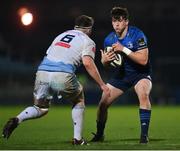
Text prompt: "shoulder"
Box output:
[[127, 26, 147, 44], [128, 26, 146, 38], [70, 30, 95, 46], [84, 34, 95, 46], [129, 26, 143, 33], [80, 34, 95, 49], [128, 26, 148, 49]]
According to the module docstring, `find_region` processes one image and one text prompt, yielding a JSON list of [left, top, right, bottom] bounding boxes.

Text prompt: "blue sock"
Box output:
[[97, 120, 106, 136], [139, 109, 151, 136]]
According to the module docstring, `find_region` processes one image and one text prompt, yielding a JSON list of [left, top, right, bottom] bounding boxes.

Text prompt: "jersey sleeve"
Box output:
[[82, 39, 96, 60], [134, 31, 148, 51]]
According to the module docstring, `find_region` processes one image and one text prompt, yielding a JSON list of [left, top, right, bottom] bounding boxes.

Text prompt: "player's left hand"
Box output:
[[100, 49, 116, 64], [112, 42, 124, 52]]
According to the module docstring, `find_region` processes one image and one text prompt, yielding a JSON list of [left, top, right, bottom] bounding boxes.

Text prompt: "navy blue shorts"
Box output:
[[108, 73, 152, 92]]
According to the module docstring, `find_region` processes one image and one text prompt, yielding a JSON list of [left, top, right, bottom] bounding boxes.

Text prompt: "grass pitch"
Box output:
[[0, 105, 180, 150]]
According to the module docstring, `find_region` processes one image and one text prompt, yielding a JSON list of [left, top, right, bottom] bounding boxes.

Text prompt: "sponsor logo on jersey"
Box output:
[[55, 42, 71, 48], [127, 42, 133, 49], [138, 38, 146, 46]]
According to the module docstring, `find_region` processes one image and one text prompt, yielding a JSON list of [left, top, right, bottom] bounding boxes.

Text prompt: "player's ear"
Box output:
[[88, 29, 92, 35], [125, 19, 129, 25], [86, 28, 92, 36]]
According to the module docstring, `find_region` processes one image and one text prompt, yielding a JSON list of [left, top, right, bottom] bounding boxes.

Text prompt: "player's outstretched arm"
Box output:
[[82, 56, 110, 97]]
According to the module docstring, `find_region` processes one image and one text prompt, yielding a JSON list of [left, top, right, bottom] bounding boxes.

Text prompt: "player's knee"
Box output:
[[70, 85, 84, 103], [72, 103, 85, 109], [34, 105, 49, 117], [34, 98, 50, 108], [72, 96, 85, 108], [33, 99, 50, 116]]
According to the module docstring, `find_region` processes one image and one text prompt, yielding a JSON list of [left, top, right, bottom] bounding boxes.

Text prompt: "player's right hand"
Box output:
[[112, 42, 124, 52], [100, 49, 116, 65], [100, 84, 111, 98]]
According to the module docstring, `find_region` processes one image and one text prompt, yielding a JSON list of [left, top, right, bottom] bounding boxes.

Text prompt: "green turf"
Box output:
[[0, 105, 180, 150]]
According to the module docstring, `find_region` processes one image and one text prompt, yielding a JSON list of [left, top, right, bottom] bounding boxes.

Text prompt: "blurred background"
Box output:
[[0, 0, 180, 105]]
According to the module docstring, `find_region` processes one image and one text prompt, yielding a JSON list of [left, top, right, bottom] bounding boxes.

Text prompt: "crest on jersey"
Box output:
[[138, 38, 146, 46], [127, 42, 133, 49]]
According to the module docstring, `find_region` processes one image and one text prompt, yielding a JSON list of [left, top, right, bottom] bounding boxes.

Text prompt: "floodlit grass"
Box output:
[[0, 105, 180, 149]]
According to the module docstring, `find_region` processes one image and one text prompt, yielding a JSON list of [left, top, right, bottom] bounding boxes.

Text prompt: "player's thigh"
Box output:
[[58, 73, 84, 105], [69, 82, 85, 106], [100, 83, 124, 106], [33, 71, 52, 108], [134, 78, 152, 98]]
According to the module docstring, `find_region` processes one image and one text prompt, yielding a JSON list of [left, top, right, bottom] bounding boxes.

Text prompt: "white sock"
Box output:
[[72, 104, 85, 140], [17, 106, 43, 123]]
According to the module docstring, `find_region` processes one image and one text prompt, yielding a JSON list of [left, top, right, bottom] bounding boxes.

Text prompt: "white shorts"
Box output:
[[33, 71, 83, 101]]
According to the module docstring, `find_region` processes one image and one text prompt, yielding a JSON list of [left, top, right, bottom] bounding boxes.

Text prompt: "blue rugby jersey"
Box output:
[[104, 26, 152, 77]]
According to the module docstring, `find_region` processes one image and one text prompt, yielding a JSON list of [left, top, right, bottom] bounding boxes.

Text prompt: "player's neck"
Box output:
[[117, 26, 128, 39], [75, 28, 91, 36]]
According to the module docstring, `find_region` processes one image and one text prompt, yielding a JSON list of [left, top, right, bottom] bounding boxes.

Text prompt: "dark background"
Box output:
[[0, 0, 180, 105]]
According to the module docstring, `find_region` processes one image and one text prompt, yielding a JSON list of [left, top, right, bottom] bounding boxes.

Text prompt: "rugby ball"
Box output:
[[104, 46, 123, 67]]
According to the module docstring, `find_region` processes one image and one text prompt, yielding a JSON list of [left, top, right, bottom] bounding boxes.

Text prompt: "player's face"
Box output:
[[112, 17, 128, 34]]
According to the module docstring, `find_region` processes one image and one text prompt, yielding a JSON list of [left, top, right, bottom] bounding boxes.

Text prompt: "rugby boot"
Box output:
[[2, 117, 19, 139]]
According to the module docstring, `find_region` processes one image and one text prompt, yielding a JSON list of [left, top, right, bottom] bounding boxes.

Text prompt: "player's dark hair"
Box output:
[[75, 15, 94, 28], [111, 6, 129, 20]]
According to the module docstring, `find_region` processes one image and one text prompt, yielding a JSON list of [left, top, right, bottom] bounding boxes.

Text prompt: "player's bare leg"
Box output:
[[91, 84, 123, 142], [2, 98, 49, 139], [134, 78, 152, 144]]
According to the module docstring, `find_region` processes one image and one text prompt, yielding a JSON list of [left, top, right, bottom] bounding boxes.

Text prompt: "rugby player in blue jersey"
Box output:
[[91, 6, 152, 144]]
